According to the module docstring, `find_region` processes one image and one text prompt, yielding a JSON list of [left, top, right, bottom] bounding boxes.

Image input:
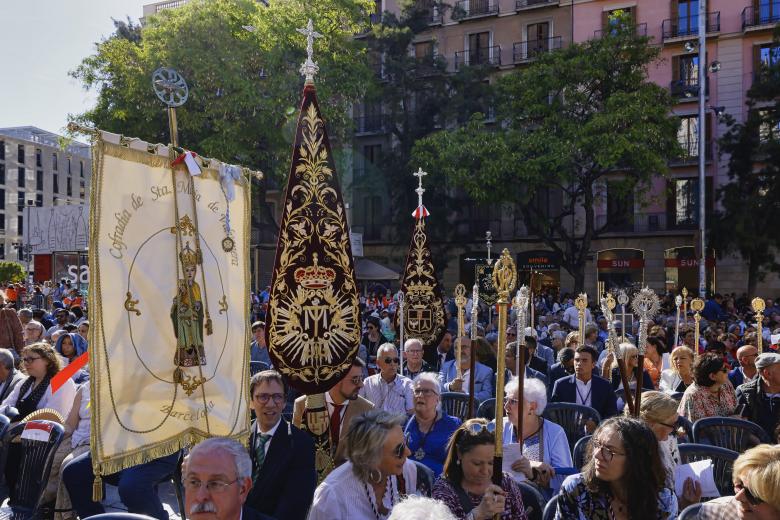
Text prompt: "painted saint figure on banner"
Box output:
[[171, 241, 206, 366]]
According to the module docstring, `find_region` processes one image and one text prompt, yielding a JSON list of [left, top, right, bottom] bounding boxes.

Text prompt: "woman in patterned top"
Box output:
[[555, 416, 677, 520], [432, 418, 527, 520], [677, 352, 737, 423]]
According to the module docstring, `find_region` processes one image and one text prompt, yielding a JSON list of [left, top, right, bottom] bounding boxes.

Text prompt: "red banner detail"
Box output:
[[52, 352, 88, 393]]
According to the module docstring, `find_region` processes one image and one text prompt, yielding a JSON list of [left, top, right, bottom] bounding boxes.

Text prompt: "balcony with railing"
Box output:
[[452, 0, 499, 21], [593, 22, 648, 39], [742, 2, 780, 30], [670, 76, 709, 100], [671, 139, 713, 165], [414, 1, 443, 24], [454, 46, 501, 69], [353, 115, 388, 135], [515, 0, 559, 10], [595, 213, 669, 233], [513, 37, 562, 63], [413, 55, 446, 77], [662, 12, 720, 41]]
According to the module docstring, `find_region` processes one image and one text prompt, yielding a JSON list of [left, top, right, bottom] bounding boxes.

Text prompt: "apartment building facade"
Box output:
[[353, 0, 780, 296]]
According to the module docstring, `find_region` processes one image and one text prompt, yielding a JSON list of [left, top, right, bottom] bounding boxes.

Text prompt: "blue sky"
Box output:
[[1, 0, 150, 135]]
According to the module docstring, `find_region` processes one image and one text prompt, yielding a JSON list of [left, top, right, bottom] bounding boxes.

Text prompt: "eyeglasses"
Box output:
[[253, 393, 285, 404], [182, 478, 239, 494], [592, 439, 625, 462], [466, 422, 496, 435], [22, 356, 41, 364], [735, 482, 764, 506], [504, 398, 519, 407], [654, 419, 678, 429], [413, 388, 438, 397], [406, 350, 423, 354], [393, 440, 408, 459], [383, 357, 401, 365], [348, 376, 363, 385]]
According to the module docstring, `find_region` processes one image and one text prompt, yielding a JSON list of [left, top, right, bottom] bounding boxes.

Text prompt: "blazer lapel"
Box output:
[[254, 422, 289, 487]]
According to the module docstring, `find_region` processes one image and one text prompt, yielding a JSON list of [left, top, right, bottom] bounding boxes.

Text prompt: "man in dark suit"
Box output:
[[184, 437, 275, 520], [549, 347, 575, 388], [505, 341, 548, 386], [551, 346, 617, 420], [246, 370, 316, 520], [430, 330, 455, 371]]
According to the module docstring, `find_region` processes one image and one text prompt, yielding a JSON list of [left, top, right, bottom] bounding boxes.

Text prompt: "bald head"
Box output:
[[737, 345, 758, 370]]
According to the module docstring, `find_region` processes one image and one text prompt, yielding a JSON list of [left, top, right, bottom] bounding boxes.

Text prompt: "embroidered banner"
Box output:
[[89, 131, 251, 479]]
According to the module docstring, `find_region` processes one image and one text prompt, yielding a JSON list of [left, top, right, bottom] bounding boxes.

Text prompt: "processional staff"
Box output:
[[691, 297, 705, 359], [454, 284, 467, 380], [617, 290, 629, 344], [491, 249, 517, 512], [469, 283, 479, 417], [752, 297, 765, 354], [682, 287, 689, 325], [632, 287, 660, 417], [398, 291, 405, 375], [601, 294, 634, 415], [575, 293, 587, 344], [513, 286, 530, 450], [674, 294, 683, 347]]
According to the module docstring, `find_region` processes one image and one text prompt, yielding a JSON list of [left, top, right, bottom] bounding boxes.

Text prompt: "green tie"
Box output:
[[253, 433, 271, 483]]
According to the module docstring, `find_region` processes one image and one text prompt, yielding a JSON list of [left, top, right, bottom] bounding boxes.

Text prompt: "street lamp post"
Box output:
[[697, 0, 707, 298]]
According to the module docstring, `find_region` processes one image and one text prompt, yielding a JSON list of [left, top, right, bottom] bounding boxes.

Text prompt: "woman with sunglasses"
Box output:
[[659, 346, 695, 394], [308, 409, 417, 520], [677, 352, 737, 423], [608, 343, 654, 392], [698, 444, 780, 520], [404, 373, 461, 476], [632, 391, 702, 510], [432, 418, 527, 520], [555, 416, 677, 520], [497, 377, 571, 497]]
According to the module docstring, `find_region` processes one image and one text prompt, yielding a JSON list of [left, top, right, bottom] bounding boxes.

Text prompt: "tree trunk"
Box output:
[[747, 252, 759, 299], [573, 264, 586, 294]]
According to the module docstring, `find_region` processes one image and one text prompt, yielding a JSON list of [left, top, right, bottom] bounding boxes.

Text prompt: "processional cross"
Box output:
[[297, 19, 323, 84], [413, 167, 427, 207]]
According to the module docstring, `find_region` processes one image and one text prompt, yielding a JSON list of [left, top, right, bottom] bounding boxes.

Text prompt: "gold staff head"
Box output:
[[682, 287, 689, 298], [575, 293, 588, 311], [605, 293, 616, 311], [752, 297, 766, 314], [690, 298, 705, 314], [454, 284, 467, 309], [491, 249, 517, 302]]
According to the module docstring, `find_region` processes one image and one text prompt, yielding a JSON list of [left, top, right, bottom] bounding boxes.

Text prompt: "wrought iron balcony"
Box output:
[[670, 76, 709, 99], [353, 115, 387, 135], [662, 12, 720, 40], [742, 3, 780, 29], [515, 0, 559, 10], [671, 139, 713, 165], [452, 0, 498, 21], [414, 1, 443, 24], [454, 46, 501, 69], [593, 22, 648, 39], [513, 37, 561, 63]]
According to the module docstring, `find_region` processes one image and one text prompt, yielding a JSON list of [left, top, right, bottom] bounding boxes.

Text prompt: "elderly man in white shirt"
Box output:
[[360, 343, 414, 416]]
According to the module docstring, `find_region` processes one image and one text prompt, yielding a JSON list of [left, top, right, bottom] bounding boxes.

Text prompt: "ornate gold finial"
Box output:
[[491, 249, 517, 301], [575, 293, 588, 311], [179, 241, 198, 268], [752, 297, 766, 354], [752, 297, 766, 313], [454, 284, 467, 309], [690, 298, 705, 313], [605, 293, 616, 311], [297, 19, 323, 84], [171, 214, 196, 237]]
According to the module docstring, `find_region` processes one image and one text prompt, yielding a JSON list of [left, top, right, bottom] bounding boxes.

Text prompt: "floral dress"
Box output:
[[677, 382, 737, 423], [554, 474, 677, 520], [432, 475, 528, 520]]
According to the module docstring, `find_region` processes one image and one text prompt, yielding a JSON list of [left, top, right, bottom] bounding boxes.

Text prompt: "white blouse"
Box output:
[[70, 383, 91, 448], [307, 459, 418, 520], [0, 376, 76, 420]]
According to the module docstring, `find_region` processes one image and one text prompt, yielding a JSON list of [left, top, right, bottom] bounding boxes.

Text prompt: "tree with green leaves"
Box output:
[[412, 15, 680, 292], [710, 30, 780, 297], [70, 0, 375, 232], [0, 262, 27, 284]]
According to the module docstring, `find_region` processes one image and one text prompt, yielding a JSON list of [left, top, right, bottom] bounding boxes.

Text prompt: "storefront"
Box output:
[[34, 251, 89, 291], [664, 246, 715, 294], [596, 248, 645, 294], [517, 250, 561, 298]]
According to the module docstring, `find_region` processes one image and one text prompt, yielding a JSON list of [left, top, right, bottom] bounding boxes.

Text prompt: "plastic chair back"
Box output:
[[678, 443, 738, 497], [542, 496, 558, 520], [675, 415, 694, 444], [542, 403, 601, 453], [476, 398, 496, 421], [412, 460, 435, 498], [572, 434, 592, 470], [87, 514, 158, 520], [692, 417, 771, 452], [440, 392, 470, 422], [678, 503, 703, 519], [670, 391, 685, 402], [517, 481, 546, 520]]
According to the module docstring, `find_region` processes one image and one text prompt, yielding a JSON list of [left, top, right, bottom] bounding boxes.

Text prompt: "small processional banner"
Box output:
[[89, 131, 251, 478]]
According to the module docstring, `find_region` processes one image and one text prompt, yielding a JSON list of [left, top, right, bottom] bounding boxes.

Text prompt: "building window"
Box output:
[[0, 141, 4, 161], [603, 7, 634, 33], [67, 177, 73, 197], [672, 54, 700, 97], [53, 174, 59, 194], [17, 216, 23, 235], [362, 195, 383, 240], [67, 157, 71, 175], [468, 31, 491, 66], [0, 215, 5, 231], [17, 193, 24, 211], [0, 243, 5, 259], [17, 145, 24, 164], [0, 165, 4, 184], [52, 153, 58, 171], [678, 115, 699, 159], [17, 167, 25, 189], [667, 177, 713, 228], [677, 0, 699, 37], [527, 22, 551, 57], [80, 180, 86, 199], [0, 189, 5, 210], [80, 161, 84, 177], [35, 194, 43, 207], [35, 149, 42, 168], [759, 109, 780, 142], [606, 182, 634, 232], [36, 170, 43, 191]]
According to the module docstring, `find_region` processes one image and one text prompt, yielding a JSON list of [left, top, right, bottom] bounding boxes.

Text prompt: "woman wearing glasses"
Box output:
[[698, 444, 780, 520], [308, 409, 418, 520], [555, 416, 677, 520], [432, 418, 527, 520], [497, 377, 571, 496], [677, 352, 737, 423], [404, 373, 461, 476]]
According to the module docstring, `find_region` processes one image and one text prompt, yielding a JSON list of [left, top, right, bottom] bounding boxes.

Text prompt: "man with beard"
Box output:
[[294, 357, 373, 465], [439, 337, 494, 403]]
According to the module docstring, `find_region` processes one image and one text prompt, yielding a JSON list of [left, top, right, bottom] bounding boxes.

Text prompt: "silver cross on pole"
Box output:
[[413, 167, 427, 208], [297, 19, 322, 84], [485, 231, 493, 266]]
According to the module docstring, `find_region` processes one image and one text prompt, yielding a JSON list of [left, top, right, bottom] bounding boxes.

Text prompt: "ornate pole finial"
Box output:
[[575, 293, 588, 344], [411, 167, 430, 219], [297, 18, 323, 85], [674, 294, 683, 347], [485, 231, 493, 266], [752, 297, 766, 354], [691, 297, 705, 358], [398, 291, 405, 374], [454, 284, 467, 380]]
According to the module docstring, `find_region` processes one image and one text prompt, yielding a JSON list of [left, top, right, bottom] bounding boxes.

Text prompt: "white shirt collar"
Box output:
[[257, 417, 282, 436], [576, 377, 592, 388]]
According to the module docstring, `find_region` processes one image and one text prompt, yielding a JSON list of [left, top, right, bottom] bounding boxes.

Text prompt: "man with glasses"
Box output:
[[184, 437, 274, 520], [729, 345, 759, 388], [360, 343, 414, 416], [439, 337, 494, 404], [402, 338, 433, 379], [45, 308, 70, 341], [736, 352, 780, 441], [293, 357, 374, 466], [246, 370, 315, 520]]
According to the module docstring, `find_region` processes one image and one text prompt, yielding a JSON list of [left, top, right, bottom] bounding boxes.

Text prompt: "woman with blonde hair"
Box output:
[[699, 444, 780, 519], [659, 346, 695, 393], [608, 343, 653, 391]]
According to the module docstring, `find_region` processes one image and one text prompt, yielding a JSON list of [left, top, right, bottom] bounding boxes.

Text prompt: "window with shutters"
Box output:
[[468, 32, 491, 65], [17, 168, 25, 189], [671, 55, 700, 98], [667, 177, 713, 228], [675, 0, 699, 37], [527, 22, 550, 57]]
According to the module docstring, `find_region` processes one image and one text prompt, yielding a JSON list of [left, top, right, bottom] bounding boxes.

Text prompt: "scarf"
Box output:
[[15, 375, 52, 419]]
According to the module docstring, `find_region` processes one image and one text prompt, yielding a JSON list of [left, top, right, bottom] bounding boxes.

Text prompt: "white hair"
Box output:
[[387, 496, 457, 520], [404, 338, 423, 350], [504, 376, 548, 415], [413, 371, 441, 389], [187, 437, 252, 480], [377, 342, 397, 357]]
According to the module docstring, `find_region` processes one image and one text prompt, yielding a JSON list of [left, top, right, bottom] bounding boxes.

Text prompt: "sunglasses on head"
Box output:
[[383, 357, 400, 364], [466, 422, 496, 435], [735, 482, 763, 506]]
